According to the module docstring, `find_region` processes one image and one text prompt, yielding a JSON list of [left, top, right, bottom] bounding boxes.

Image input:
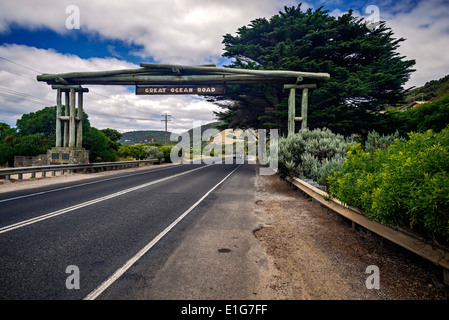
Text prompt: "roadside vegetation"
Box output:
[[330, 127, 449, 243], [278, 125, 449, 245], [0, 106, 174, 166]]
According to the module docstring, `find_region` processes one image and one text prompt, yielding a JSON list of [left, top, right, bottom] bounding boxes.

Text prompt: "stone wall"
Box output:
[[13, 147, 89, 167], [47, 147, 89, 165], [14, 154, 48, 167]]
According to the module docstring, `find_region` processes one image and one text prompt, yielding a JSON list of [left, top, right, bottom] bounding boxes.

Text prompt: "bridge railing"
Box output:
[[0, 159, 163, 180]]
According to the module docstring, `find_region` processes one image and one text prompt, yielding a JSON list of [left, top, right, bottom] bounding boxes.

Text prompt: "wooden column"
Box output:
[[56, 89, 62, 147], [284, 84, 316, 135], [288, 88, 295, 137], [52, 85, 89, 149], [69, 88, 76, 148], [64, 91, 69, 147], [76, 91, 83, 148], [301, 88, 308, 130]]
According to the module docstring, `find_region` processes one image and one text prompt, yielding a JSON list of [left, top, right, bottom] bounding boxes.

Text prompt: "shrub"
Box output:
[[144, 145, 164, 160], [328, 126, 449, 243], [159, 145, 174, 162], [386, 93, 449, 136], [277, 128, 353, 186], [365, 130, 403, 153], [118, 144, 147, 160]]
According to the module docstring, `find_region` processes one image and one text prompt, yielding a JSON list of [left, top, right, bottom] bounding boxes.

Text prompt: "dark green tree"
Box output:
[[386, 93, 449, 135], [83, 126, 117, 162], [215, 4, 416, 137], [0, 122, 11, 136], [11, 107, 57, 160], [101, 128, 122, 142], [16, 106, 56, 137], [1, 106, 120, 164], [0, 122, 16, 166]]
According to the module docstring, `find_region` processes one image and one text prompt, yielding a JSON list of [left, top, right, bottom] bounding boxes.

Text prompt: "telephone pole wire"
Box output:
[[161, 113, 171, 145]]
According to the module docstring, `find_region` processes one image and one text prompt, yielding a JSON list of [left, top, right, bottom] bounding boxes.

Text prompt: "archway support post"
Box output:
[[284, 83, 316, 136], [49, 84, 89, 164]]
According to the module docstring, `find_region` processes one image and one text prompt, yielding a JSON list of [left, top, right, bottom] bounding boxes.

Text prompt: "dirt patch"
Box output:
[[253, 169, 449, 300]]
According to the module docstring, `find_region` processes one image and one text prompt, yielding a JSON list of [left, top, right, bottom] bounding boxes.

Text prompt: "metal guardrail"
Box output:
[[0, 159, 162, 180]]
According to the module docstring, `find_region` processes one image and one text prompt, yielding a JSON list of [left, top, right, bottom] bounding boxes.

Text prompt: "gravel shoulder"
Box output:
[[252, 165, 449, 300]]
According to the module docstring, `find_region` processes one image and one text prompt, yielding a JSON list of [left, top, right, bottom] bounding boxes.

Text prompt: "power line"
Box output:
[[0, 56, 42, 74], [0, 86, 54, 105], [0, 56, 185, 132], [169, 115, 192, 132], [0, 55, 133, 107], [0, 67, 37, 81]]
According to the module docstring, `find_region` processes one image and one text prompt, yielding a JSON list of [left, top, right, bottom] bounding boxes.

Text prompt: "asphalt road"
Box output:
[[0, 160, 266, 300]]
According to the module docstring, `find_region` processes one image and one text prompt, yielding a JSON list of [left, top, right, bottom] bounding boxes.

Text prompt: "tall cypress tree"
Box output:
[[214, 4, 416, 137]]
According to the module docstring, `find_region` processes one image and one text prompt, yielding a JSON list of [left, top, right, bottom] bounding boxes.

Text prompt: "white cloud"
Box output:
[[0, 0, 298, 65], [379, 0, 449, 88], [0, 44, 221, 133], [318, 0, 449, 88], [0, 0, 302, 133]]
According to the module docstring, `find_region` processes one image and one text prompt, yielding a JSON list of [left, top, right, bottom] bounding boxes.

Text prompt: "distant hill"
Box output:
[[185, 121, 223, 147], [119, 121, 225, 146], [119, 130, 176, 145], [405, 74, 449, 104]]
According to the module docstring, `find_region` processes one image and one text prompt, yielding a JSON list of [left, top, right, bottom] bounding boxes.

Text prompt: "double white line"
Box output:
[[0, 165, 208, 235]]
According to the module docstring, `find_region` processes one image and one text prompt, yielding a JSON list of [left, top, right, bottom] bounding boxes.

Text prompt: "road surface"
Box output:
[[0, 161, 269, 300]]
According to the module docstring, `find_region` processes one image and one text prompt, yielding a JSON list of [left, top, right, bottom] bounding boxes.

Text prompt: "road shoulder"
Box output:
[[254, 167, 449, 300], [132, 164, 280, 299]]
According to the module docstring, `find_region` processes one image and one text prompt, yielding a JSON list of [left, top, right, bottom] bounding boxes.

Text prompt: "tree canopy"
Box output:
[[215, 4, 416, 137], [0, 106, 119, 165]]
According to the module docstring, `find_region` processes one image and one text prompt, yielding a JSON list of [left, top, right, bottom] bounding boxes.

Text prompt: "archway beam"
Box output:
[[37, 63, 330, 86]]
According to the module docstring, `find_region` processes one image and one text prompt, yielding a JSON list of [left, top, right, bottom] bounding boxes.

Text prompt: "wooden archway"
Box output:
[[37, 63, 330, 152]]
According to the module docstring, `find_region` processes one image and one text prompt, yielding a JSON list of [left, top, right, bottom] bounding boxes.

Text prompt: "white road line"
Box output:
[[0, 165, 209, 235], [0, 164, 186, 204], [83, 164, 241, 300]]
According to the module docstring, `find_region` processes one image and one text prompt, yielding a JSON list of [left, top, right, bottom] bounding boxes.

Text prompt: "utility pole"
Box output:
[[161, 113, 171, 145]]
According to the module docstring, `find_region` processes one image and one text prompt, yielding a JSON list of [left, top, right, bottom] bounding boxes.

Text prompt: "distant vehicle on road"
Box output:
[[233, 152, 243, 160]]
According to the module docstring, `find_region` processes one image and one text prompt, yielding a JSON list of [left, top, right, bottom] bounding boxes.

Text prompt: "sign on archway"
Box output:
[[136, 85, 226, 95]]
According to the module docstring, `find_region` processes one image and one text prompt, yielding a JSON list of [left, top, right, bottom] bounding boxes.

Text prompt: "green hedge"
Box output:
[[117, 143, 173, 162], [327, 127, 449, 243]]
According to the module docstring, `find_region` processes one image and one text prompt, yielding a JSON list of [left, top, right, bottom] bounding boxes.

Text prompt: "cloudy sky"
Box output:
[[0, 0, 448, 133]]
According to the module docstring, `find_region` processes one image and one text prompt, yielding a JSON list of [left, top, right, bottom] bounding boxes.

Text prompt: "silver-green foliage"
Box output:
[[144, 146, 164, 160], [365, 130, 403, 153], [278, 128, 353, 186]]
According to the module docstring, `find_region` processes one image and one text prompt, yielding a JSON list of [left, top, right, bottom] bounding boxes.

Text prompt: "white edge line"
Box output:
[[0, 164, 186, 204], [83, 164, 241, 300], [0, 165, 208, 235]]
